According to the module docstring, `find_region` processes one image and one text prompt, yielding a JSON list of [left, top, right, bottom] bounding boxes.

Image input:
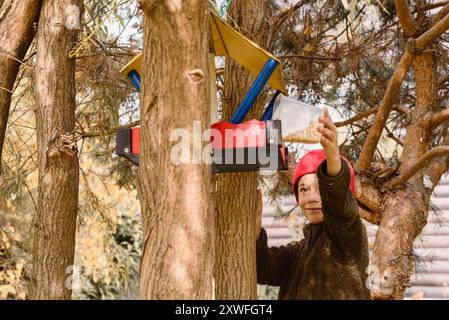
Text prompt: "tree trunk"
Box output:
[[214, 0, 272, 300], [28, 0, 82, 300], [0, 0, 41, 168], [138, 0, 215, 299], [370, 52, 440, 299], [369, 188, 428, 299]]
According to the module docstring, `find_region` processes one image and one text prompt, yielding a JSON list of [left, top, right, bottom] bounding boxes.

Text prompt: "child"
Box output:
[[256, 107, 370, 300]]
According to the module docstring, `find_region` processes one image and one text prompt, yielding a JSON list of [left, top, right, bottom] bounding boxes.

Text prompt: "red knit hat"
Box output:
[[292, 149, 356, 202]]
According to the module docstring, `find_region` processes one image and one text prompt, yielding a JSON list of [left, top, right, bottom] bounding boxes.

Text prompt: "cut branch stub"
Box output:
[[47, 132, 78, 165], [355, 175, 383, 225]]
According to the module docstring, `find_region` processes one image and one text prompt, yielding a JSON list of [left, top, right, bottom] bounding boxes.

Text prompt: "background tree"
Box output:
[[214, 0, 273, 300], [1, 0, 144, 300], [137, 0, 216, 299], [28, 0, 84, 299], [0, 0, 41, 168]]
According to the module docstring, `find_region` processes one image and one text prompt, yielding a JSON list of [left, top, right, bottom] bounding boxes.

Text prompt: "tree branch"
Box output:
[[335, 106, 410, 128], [357, 47, 415, 171], [421, 1, 449, 13], [394, 0, 417, 37], [395, 104, 412, 119], [416, 9, 449, 49], [386, 127, 404, 146], [358, 203, 381, 225], [335, 107, 378, 127], [429, 108, 449, 128], [386, 146, 449, 189], [357, 12, 449, 171], [433, 2, 449, 23]]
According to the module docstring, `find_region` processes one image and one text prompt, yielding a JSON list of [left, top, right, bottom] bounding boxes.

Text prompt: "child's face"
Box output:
[[297, 173, 324, 224]]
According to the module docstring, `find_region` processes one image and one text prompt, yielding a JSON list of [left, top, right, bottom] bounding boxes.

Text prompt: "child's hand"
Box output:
[[317, 107, 341, 177]]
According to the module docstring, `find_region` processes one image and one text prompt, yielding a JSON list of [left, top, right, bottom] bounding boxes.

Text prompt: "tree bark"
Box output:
[[214, 0, 272, 300], [28, 0, 82, 300], [138, 0, 216, 299], [369, 188, 428, 299], [0, 0, 41, 168]]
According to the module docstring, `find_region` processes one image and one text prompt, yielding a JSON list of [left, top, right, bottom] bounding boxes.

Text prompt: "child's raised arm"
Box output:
[[317, 107, 341, 177], [316, 107, 367, 263]]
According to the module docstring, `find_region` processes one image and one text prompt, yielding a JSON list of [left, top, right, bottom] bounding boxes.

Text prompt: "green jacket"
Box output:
[[256, 159, 371, 300]]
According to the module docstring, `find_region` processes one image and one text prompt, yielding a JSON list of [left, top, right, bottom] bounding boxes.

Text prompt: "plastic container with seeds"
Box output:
[[271, 95, 323, 144]]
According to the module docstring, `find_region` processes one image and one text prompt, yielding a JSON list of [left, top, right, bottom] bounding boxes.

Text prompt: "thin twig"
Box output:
[[335, 107, 378, 127], [0, 52, 33, 69], [79, 120, 140, 139], [279, 54, 341, 61], [0, 86, 13, 94]]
